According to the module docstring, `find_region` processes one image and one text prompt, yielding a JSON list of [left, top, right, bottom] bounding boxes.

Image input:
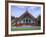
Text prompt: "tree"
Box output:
[[37, 15, 41, 26], [11, 16, 16, 26], [11, 16, 15, 21]]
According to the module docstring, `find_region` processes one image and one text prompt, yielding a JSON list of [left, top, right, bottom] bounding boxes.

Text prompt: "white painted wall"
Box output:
[[20, 18, 34, 23]]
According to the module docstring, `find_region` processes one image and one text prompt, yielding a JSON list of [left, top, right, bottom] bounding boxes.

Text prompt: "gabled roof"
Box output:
[[16, 10, 35, 22], [20, 12, 34, 18]]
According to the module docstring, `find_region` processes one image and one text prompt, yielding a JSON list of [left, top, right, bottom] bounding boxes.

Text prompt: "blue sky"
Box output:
[[11, 5, 41, 18]]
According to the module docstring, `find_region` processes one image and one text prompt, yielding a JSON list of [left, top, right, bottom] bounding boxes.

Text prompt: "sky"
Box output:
[[11, 5, 41, 18]]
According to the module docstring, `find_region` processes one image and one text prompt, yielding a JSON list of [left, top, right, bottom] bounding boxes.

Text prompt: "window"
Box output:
[[23, 20, 25, 23], [23, 19, 31, 23], [26, 19, 28, 23], [29, 20, 31, 23]]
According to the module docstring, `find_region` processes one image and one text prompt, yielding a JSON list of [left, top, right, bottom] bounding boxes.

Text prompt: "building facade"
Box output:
[[15, 10, 38, 26]]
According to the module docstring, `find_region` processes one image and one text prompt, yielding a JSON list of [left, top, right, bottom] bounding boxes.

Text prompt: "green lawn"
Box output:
[[11, 26, 41, 31]]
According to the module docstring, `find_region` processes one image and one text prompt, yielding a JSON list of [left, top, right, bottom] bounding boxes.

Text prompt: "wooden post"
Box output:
[[34, 18, 38, 26]]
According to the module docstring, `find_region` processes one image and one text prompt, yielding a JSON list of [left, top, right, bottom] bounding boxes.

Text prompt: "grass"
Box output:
[[11, 26, 41, 31]]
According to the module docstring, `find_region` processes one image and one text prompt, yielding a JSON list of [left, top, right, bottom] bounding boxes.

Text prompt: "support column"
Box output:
[[34, 18, 38, 26]]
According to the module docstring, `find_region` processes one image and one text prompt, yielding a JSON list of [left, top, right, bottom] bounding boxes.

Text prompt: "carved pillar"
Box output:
[[34, 18, 38, 26]]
